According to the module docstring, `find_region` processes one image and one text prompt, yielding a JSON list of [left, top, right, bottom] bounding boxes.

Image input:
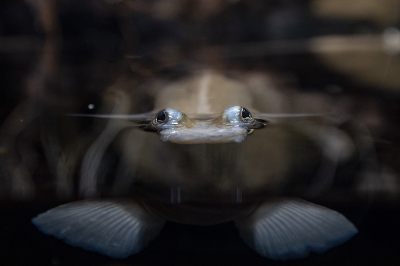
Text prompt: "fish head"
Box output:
[[145, 106, 267, 144]]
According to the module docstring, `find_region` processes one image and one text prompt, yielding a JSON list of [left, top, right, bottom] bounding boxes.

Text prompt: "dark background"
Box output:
[[0, 0, 399, 265]]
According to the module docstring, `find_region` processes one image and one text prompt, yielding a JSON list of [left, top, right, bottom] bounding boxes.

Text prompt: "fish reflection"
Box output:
[[32, 71, 363, 260]]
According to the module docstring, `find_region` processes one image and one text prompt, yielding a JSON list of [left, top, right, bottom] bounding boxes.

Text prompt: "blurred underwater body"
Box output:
[[1, 0, 400, 265]]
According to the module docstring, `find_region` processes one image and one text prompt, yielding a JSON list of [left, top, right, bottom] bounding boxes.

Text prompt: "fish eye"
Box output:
[[155, 109, 168, 124], [152, 108, 189, 129], [220, 106, 254, 125], [218, 106, 266, 131], [240, 107, 253, 122]]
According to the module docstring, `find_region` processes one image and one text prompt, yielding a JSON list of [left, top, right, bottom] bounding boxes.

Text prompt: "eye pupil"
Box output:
[[241, 107, 252, 121], [241, 108, 250, 118], [156, 110, 167, 123]]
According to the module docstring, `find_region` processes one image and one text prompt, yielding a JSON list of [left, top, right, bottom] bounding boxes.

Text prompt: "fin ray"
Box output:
[[235, 199, 358, 260], [32, 200, 165, 258]]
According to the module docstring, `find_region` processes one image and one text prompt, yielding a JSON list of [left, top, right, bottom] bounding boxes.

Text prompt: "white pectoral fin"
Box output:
[[235, 199, 357, 260], [32, 200, 165, 258]]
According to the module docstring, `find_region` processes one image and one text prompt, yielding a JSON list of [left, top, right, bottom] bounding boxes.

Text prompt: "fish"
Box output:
[[32, 70, 359, 260]]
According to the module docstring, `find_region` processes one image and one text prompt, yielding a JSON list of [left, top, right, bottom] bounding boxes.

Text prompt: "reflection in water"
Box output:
[[27, 71, 371, 260], [0, 44, 388, 266]]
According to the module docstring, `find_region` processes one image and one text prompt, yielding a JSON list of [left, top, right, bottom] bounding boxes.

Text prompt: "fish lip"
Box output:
[[159, 124, 248, 144]]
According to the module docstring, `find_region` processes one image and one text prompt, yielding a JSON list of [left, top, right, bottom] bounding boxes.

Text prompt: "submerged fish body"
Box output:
[[33, 71, 360, 260]]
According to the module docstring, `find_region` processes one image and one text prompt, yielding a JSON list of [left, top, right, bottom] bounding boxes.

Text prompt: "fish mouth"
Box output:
[[159, 124, 249, 144]]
